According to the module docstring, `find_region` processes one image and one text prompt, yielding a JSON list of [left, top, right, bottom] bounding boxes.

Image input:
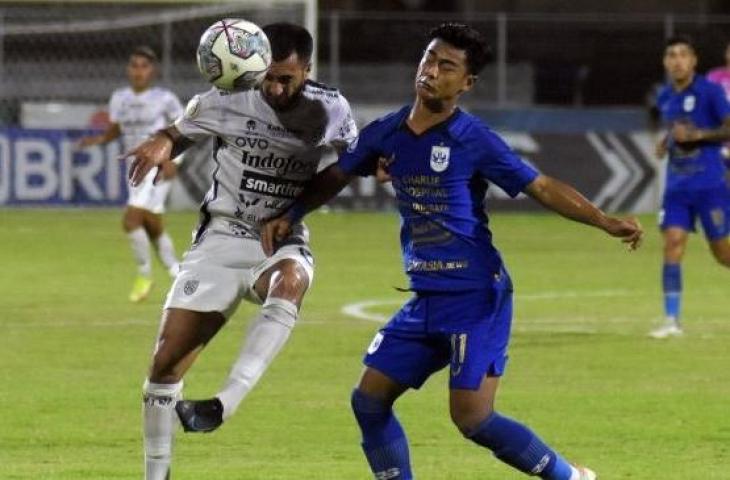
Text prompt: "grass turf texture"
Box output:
[[1, 209, 728, 479]]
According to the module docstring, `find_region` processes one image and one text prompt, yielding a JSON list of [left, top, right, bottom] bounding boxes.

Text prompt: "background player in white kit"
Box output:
[[124, 24, 357, 479], [78, 46, 183, 302]]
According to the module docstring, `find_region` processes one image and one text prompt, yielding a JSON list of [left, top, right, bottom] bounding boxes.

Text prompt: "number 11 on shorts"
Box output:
[[450, 333, 467, 377]]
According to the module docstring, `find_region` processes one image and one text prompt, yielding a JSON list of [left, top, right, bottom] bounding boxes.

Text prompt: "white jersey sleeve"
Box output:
[[174, 88, 223, 142], [108, 89, 123, 124]]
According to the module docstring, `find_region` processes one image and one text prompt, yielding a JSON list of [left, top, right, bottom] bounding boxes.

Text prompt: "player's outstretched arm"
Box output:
[[261, 164, 353, 256], [525, 174, 644, 250], [121, 125, 192, 186], [77, 123, 121, 149]]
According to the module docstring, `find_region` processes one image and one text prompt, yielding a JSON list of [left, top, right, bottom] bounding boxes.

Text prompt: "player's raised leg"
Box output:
[[143, 210, 180, 278], [124, 206, 154, 302], [452, 376, 595, 480], [651, 227, 688, 338], [176, 258, 310, 432], [143, 308, 226, 480], [351, 367, 412, 480]]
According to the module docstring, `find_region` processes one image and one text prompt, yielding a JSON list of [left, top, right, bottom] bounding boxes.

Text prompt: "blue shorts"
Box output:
[[660, 187, 730, 241], [363, 270, 513, 391]]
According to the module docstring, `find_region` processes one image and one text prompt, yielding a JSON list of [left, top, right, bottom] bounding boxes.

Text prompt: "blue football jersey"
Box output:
[[338, 106, 538, 291], [657, 75, 730, 192]]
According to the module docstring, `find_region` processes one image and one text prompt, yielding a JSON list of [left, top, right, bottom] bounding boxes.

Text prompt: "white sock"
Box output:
[[569, 466, 581, 480], [143, 379, 183, 480], [216, 297, 298, 419], [154, 232, 179, 278], [128, 228, 152, 277]]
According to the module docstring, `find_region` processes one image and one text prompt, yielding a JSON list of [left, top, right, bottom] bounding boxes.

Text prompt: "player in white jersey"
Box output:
[[78, 46, 183, 302], [122, 24, 357, 479]]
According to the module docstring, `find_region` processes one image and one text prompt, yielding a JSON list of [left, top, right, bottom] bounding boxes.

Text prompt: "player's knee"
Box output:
[[663, 238, 685, 260], [268, 262, 309, 299], [351, 389, 393, 422], [450, 404, 494, 436], [122, 216, 138, 233]]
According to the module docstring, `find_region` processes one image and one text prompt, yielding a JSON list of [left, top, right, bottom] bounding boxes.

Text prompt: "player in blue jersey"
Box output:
[[262, 23, 642, 480], [651, 35, 730, 339]]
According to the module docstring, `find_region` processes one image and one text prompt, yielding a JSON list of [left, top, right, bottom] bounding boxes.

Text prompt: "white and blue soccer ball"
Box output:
[[196, 18, 272, 91]]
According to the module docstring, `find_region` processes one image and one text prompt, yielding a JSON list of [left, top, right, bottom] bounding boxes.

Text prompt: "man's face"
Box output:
[[126, 55, 155, 91], [724, 44, 730, 67], [663, 43, 697, 84], [415, 39, 474, 109], [260, 53, 310, 111]]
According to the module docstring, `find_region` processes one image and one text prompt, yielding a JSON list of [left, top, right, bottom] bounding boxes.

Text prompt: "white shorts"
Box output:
[[127, 169, 171, 214], [164, 219, 314, 318]]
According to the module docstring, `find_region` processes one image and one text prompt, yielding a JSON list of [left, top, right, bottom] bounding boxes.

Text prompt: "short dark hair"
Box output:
[[428, 23, 491, 75], [665, 35, 696, 53], [262, 22, 313, 63], [130, 45, 158, 63]]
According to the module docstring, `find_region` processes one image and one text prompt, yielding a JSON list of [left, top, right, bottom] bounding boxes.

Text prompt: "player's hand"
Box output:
[[261, 217, 293, 256], [671, 122, 703, 143], [155, 160, 178, 183], [376, 156, 394, 184], [121, 133, 173, 186], [655, 137, 668, 159], [602, 216, 644, 251]]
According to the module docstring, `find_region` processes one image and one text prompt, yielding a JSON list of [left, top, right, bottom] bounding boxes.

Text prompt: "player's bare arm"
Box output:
[[261, 164, 353, 256], [122, 125, 192, 186], [77, 122, 121, 148], [671, 117, 730, 143], [525, 174, 644, 250]]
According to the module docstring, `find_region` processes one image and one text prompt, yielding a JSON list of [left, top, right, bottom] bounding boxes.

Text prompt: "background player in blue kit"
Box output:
[[651, 35, 730, 339], [262, 23, 642, 480]]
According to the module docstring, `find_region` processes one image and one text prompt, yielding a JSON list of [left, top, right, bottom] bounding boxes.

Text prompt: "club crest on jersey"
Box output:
[[183, 280, 199, 295], [430, 145, 450, 172], [683, 95, 696, 112]]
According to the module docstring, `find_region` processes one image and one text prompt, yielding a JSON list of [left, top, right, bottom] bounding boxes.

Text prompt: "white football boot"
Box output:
[[649, 319, 683, 339]]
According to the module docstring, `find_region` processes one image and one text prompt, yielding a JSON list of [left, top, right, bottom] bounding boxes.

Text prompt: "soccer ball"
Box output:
[[196, 18, 272, 91]]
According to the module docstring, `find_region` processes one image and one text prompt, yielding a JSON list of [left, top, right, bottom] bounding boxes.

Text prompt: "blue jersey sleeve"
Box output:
[[709, 83, 730, 123], [337, 120, 383, 177], [476, 129, 539, 197]]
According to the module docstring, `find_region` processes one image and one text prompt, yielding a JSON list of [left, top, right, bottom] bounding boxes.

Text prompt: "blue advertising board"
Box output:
[[0, 128, 127, 206]]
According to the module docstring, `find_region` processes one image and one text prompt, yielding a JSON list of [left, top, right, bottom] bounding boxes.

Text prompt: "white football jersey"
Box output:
[[175, 81, 358, 238], [109, 86, 183, 151]]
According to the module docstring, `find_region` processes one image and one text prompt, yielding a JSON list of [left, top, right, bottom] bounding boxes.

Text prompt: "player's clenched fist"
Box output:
[[120, 132, 173, 186]]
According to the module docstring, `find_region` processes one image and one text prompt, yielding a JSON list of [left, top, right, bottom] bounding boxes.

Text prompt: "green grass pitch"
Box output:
[[1, 208, 729, 479]]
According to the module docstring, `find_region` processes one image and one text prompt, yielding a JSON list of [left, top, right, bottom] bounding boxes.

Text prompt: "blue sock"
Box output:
[[467, 412, 574, 479], [351, 389, 413, 480], [662, 263, 682, 323]]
